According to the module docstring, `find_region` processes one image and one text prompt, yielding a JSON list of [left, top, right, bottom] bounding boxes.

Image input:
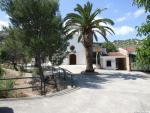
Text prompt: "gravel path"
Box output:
[[0, 65, 150, 113]]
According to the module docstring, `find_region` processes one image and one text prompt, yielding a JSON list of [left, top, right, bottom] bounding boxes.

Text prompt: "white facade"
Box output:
[[100, 48, 133, 70], [62, 34, 86, 65], [100, 56, 116, 70], [100, 56, 126, 70]]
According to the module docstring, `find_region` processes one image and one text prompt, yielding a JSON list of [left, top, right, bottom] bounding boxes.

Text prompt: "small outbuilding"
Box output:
[[100, 48, 136, 71]]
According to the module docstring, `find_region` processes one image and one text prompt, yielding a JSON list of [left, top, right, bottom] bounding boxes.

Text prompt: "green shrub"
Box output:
[[0, 66, 5, 76], [0, 78, 15, 98]]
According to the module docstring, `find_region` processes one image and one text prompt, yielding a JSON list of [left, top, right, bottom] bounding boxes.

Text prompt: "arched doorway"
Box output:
[[69, 54, 76, 65]]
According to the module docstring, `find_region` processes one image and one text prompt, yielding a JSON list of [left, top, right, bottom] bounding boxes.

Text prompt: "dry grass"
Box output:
[[1, 69, 60, 98]]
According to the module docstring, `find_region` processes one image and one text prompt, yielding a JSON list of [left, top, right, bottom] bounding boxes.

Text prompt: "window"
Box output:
[[107, 60, 111, 67]]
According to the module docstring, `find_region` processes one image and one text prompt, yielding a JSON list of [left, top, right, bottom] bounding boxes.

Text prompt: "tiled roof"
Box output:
[[125, 48, 136, 53], [108, 52, 125, 56]]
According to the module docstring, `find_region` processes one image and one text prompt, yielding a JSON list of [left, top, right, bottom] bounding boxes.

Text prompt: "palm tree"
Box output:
[[64, 2, 115, 72]]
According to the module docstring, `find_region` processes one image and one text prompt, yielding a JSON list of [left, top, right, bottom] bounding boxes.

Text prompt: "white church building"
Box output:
[[62, 34, 106, 65]]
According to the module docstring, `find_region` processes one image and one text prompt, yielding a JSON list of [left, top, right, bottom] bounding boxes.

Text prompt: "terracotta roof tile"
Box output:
[[125, 48, 136, 53], [108, 52, 125, 56]]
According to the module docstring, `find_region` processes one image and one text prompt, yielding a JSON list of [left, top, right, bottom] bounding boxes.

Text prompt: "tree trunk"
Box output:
[[83, 32, 94, 72], [13, 62, 18, 71], [85, 46, 94, 72], [12, 59, 18, 71], [36, 54, 44, 80], [36, 54, 45, 95], [34, 55, 38, 67]]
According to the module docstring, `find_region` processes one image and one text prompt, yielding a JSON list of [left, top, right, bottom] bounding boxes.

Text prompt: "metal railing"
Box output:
[[0, 66, 74, 96], [0, 76, 43, 95]]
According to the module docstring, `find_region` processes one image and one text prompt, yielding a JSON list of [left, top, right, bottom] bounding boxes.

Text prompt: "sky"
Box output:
[[0, 0, 148, 42]]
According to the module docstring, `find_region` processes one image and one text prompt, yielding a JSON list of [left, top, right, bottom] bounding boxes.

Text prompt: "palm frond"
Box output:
[[78, 34, 83, 42], [83, 2, 93, 17], [93, 32, 98, 41], [63, 1, 114, 44], [94, 29, 108, 42], [90, 8, 106, 22], [74, 4, 84, 16], [65, 29, 80, 39], [92, 18, 114, 25], [93, 24, 115, 35], [101, 26, 115, 34], [64, 13, 83, 23]]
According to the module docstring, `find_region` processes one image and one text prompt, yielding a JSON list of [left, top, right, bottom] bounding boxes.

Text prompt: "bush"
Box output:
[[0, 66, 15, 98], [0, 66, 5, 76], [0, 78, 15, 98], [136, 36, 150, 71]]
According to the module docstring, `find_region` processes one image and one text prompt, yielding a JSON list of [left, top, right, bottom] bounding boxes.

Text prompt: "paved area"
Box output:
[[0, 65, 150, 113]]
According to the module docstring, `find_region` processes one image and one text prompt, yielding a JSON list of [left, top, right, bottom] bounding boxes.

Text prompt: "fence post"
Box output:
[[63, 69, 66, 80], [71, 75, 74, 87], [58, 67, 60, 78], [52, 67, 53, 76], [40, 77, 43, 95], [44, 79, 46, 95]]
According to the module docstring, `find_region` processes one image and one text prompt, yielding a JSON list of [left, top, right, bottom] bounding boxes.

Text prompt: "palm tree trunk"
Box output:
[[85, 46, 94, 72], [83, 32, 94, 72]]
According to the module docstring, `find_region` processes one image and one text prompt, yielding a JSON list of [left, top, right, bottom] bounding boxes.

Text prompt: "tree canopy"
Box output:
[[0, 26, 30, 70], [133, 0, 150, 12], [136, 36, 150, 70], [102, 42, 117, 53], [133, 0, 150, 71], [0, 0, 68, 76]]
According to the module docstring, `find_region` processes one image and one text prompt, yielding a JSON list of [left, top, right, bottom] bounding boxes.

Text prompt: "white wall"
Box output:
[[100, 55, 126, 70], [101, 56, 116, 70], [62, 57, 69, 65], [63, 34, 86, 65]]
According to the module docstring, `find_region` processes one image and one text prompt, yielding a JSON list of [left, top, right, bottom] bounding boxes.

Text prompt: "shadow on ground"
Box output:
[[73, 71, 149, 89], [0, 107, 14, 113]]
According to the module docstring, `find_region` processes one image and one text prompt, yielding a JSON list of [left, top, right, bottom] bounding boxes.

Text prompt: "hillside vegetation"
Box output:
[[113, 39, 143, 48]]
